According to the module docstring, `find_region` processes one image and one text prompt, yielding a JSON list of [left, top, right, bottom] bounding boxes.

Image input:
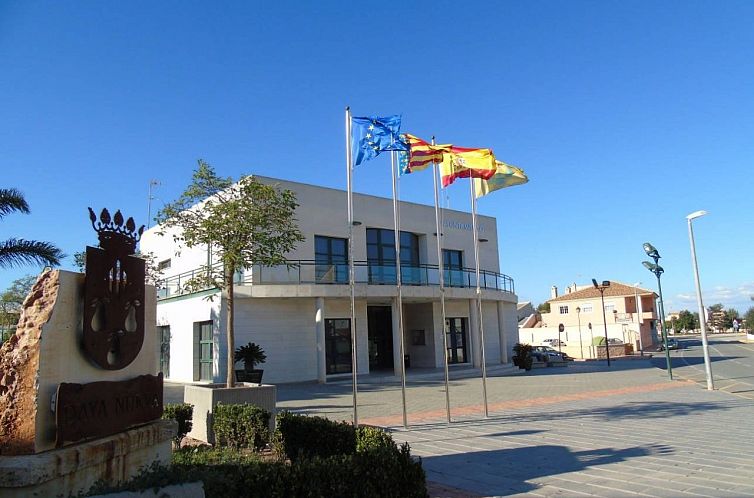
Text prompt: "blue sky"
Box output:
[[2, 1, 753, 313]]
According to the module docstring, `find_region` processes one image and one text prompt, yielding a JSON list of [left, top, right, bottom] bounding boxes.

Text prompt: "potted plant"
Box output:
[[234, 342, 267, 384], [512, 343, 533, 370]]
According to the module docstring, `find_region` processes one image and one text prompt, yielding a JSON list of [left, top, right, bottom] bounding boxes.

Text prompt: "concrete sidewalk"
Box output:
[[394, 383, 754, 497], [166, 359, 754, 496]]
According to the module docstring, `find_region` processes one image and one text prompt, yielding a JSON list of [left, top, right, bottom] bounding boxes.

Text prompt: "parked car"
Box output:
[[533, 345, 573, 361], [542, 338, 567, 347], [607, 338, 624, 345], [658, 338, 679, 351]]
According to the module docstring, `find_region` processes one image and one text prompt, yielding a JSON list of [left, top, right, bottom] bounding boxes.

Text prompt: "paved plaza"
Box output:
[[165, 349, 754, 497]]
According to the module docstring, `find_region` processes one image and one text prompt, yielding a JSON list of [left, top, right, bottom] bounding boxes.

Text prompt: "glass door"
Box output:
[[445, 317, 468, 364], [325, 318, 352, 374]]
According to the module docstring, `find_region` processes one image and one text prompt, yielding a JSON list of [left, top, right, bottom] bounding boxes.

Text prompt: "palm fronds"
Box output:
[[0, 188, 30, 219], [0, 238, 64, 269]]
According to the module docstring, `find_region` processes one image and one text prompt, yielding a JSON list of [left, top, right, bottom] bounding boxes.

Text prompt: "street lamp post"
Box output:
[[588, 322, 594, 358], [633, 282, 644, 356], [592, 279, 611, 366], [642, 242, 672, 380], [576, 307, 584, 359], [687, 210, 714, 391]]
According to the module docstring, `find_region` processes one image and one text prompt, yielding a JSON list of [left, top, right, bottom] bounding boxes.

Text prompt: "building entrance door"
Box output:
[[367, 306, 394, 370]]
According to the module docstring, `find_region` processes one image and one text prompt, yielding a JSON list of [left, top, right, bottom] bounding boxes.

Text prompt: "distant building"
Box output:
[[519, 281, 660, 358]]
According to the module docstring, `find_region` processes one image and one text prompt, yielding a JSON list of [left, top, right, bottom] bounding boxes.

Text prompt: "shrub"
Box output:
[[162, 403, 193, 446], [213, 403, 270, 450], [276, 411, 356, 462], [512, 343, 533, 370], [356, 425, 396, 453], [88, 444, 427, 498]]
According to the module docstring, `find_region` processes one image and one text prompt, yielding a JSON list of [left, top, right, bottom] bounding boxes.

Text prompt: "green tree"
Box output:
[[0, 188, 64, 269], [725, 308, 739, 329], [676, 310, 697, 331], [0, 274, 36, 341], [536, 302, 550, 313], [156, 160, 304, 387], [744, 307, 754, 332]]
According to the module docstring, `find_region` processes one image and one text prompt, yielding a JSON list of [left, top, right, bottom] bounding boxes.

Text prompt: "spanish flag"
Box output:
[[399, 134, 452, 175], [439, 147, 497, 187], [474, 161, 529, 198]]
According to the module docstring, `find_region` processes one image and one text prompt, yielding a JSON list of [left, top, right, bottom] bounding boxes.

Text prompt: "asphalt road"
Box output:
[[655, 333, 754, 399]]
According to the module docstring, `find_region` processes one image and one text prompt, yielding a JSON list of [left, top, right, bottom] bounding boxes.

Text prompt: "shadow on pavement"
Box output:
[[421, 443, 673, 496], [406, 399, 736, 431], [652, 355, 744, 371]]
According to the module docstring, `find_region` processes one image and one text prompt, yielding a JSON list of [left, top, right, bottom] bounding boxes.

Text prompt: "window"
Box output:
[[315, 235, 348, 283], [604, 303, 615, 313], [443, 249, 464, 287], [445, 317, 468, 364], [197, 321, 213, 381], [580, 304, 593, 313], [158, 259, 171, 271], [559, 306, 569, 314], [158, 325, 170, 378], [325, 318, 352, 374], [366, 228, 420, 284]]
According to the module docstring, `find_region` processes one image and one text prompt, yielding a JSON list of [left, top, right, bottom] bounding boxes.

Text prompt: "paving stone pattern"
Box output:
[[165, 359, 754, 497]]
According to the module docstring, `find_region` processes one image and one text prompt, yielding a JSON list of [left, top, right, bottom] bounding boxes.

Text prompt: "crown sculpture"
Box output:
[[83, 208, 146, 370], [88, 207, 145, 255]]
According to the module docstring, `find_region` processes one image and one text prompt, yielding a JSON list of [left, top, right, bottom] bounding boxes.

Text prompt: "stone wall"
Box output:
[[0, 271, 57, 455]]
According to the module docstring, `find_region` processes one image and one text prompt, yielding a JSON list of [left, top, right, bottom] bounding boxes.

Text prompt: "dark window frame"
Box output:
[[325, 318, 352, 374]]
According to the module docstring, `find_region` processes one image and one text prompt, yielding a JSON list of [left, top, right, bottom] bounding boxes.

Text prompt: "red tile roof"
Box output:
[[547, 281, 657, 303]]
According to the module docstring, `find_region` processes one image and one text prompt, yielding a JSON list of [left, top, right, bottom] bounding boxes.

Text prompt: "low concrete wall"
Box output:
[[184, 384, 276, 444], [595, 344, 632, 359], [0, 419, 174, 498]]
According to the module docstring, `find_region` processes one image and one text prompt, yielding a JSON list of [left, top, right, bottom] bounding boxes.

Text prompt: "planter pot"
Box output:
[[235, 369, 264, 384], [184, 383, 276, 444]]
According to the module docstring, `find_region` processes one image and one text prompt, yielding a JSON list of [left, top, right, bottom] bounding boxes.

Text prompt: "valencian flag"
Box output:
[[351, 115, 408, 166], [439, 147, 497, 187], [474, 161, 529, 198], [398, 134, 452, 175]]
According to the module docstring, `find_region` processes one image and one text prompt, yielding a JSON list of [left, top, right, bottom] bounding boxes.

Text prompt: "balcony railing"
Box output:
[[157, 260, 515, 299]]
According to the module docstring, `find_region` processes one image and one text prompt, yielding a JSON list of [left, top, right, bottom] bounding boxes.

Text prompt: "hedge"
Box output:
[[162, 403, 193, 446], [89, 445, 427, 498], [88, 411, 427, 497], [276, 411, 356, 461], [213, 403, 270, 450]]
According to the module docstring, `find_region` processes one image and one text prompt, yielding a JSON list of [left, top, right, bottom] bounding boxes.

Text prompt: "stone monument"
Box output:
[[0, 209, 174, 497]]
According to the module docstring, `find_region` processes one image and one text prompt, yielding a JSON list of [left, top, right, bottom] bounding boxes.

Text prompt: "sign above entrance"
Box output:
[[443, 219, 486, 233]]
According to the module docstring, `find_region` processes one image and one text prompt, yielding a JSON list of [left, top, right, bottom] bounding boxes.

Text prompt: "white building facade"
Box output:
[[141, 177, 519, 384]]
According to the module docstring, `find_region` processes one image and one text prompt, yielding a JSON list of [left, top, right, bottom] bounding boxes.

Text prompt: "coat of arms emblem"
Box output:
[[83, 208, 145, 370]]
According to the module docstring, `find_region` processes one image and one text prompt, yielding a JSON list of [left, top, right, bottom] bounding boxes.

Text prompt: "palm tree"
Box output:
[[0, 188, 64, 269]]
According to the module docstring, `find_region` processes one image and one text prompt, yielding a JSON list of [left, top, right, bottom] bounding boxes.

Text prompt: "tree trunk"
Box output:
[[226, 267, 235, 388]]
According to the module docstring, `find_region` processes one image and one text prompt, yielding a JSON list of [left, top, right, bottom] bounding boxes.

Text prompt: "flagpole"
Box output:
[[391, 151, 409, 429], [469, 178, 489, 418], [345, 106, 359, 426], [432, 137, 452, 424]]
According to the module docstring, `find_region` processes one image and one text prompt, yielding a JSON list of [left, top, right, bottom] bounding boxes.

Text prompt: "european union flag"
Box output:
[[351, 115, 408, 166]]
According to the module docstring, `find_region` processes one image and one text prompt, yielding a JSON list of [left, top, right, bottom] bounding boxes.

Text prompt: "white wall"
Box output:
[[404, 303, 436, 368], [230, 297, 318, 384], [155, 292, 220, 383], [519, 322, 644, 359], [482, 301, 501, 364], [142, 176, 503, 284]]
